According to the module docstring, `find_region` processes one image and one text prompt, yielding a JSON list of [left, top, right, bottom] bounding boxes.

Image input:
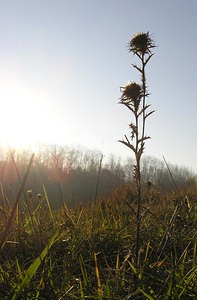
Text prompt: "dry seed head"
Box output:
[[37, 194, 42, 200], [27, 189, 33, 199], [128, 31, 155, 55], [120, 82, 142, 106]]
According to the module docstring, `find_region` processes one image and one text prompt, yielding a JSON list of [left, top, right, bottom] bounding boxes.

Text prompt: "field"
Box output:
[[0, 152, 196, 299]]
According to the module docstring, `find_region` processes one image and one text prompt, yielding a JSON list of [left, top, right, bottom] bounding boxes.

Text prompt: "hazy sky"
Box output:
[[0, 0, 197, 171]]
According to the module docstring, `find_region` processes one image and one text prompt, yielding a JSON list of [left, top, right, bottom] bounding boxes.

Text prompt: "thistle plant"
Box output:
[[119, 32, 156, 268]]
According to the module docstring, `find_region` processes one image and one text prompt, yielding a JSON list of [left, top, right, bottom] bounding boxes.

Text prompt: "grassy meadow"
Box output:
[[0, 32, 196, 299], [0, 151, 196, 299]]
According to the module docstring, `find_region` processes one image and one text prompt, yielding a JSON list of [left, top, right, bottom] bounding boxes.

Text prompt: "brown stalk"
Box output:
[[119, 32, 155, 269]]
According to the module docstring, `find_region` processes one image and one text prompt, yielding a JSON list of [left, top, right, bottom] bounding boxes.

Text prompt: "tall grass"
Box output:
[[0, 153, 34, 251], [0, 32, 196, 299], [0, 182, 196, 298]]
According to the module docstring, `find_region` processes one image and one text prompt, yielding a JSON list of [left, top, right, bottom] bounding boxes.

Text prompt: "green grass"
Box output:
[[0, 179, 196, 299]]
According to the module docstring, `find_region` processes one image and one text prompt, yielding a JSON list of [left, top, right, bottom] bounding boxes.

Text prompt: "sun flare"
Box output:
[[0, 79, 67, 152]]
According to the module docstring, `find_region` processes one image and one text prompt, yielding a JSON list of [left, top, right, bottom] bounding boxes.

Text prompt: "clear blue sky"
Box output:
[[0, 0, 197, 171]]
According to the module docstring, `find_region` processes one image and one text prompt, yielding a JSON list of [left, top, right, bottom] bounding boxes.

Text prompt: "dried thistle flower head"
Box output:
[[37, 194, 42, 200], [128, 31, 155, 55], [120, 82, 142, 105], [27, 189, 33, 199]]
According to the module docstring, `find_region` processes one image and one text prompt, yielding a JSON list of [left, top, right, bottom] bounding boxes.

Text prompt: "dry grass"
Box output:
[[0, 177, 196, 299]]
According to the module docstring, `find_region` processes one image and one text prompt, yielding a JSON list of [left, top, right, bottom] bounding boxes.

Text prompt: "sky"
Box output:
[[0, 0, 197, 172]]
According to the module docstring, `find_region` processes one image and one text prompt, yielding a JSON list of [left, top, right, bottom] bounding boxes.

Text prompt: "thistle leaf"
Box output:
[[119, 140, 136, 152], [119, 101, 136, 113], [125, 134, 130, 144], [132, 64, 142, 73], [138, 136, 151, 143], [138, 104, 151, 116], [129, 123, 138, 139], [144, 53, 154, 66], [145, 110, 155, 119], [132, 165, 138, 179]]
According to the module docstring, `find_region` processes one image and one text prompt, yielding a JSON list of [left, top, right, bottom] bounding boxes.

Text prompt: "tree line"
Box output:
[[0, 144, 195, 208]]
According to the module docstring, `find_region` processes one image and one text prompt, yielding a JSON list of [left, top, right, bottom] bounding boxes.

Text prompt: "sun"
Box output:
[[0, 79, 67, 152]]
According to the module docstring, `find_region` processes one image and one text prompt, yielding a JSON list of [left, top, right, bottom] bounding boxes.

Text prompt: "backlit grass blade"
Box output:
[[94, 252, 103, 299], [193, 238, 196, 268], [43, 184, 55, 225], [12, 231, 59, 300], [138, 288, 155, 300], [79, 255, 88, 287], [79, 278, 85, 300], [0, 154, 34, 251], [178, 266, 197, 298]]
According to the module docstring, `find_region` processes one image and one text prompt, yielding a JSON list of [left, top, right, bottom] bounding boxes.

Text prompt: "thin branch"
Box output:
[[132, 64, 142, 73]]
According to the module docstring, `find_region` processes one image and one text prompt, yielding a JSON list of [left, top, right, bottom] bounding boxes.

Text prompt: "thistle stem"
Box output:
[[119, 31, 155, 271]]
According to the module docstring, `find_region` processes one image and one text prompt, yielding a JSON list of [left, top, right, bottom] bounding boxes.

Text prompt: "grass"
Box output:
[[1, 32, 196, 299], [0, 170, 196, 299]]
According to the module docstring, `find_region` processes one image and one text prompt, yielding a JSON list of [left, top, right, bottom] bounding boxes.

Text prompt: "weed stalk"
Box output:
[[119, 32, 155, 268]]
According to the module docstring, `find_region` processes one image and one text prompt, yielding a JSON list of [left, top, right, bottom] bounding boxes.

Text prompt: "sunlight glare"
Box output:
[[0, 79, 68, 151]]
